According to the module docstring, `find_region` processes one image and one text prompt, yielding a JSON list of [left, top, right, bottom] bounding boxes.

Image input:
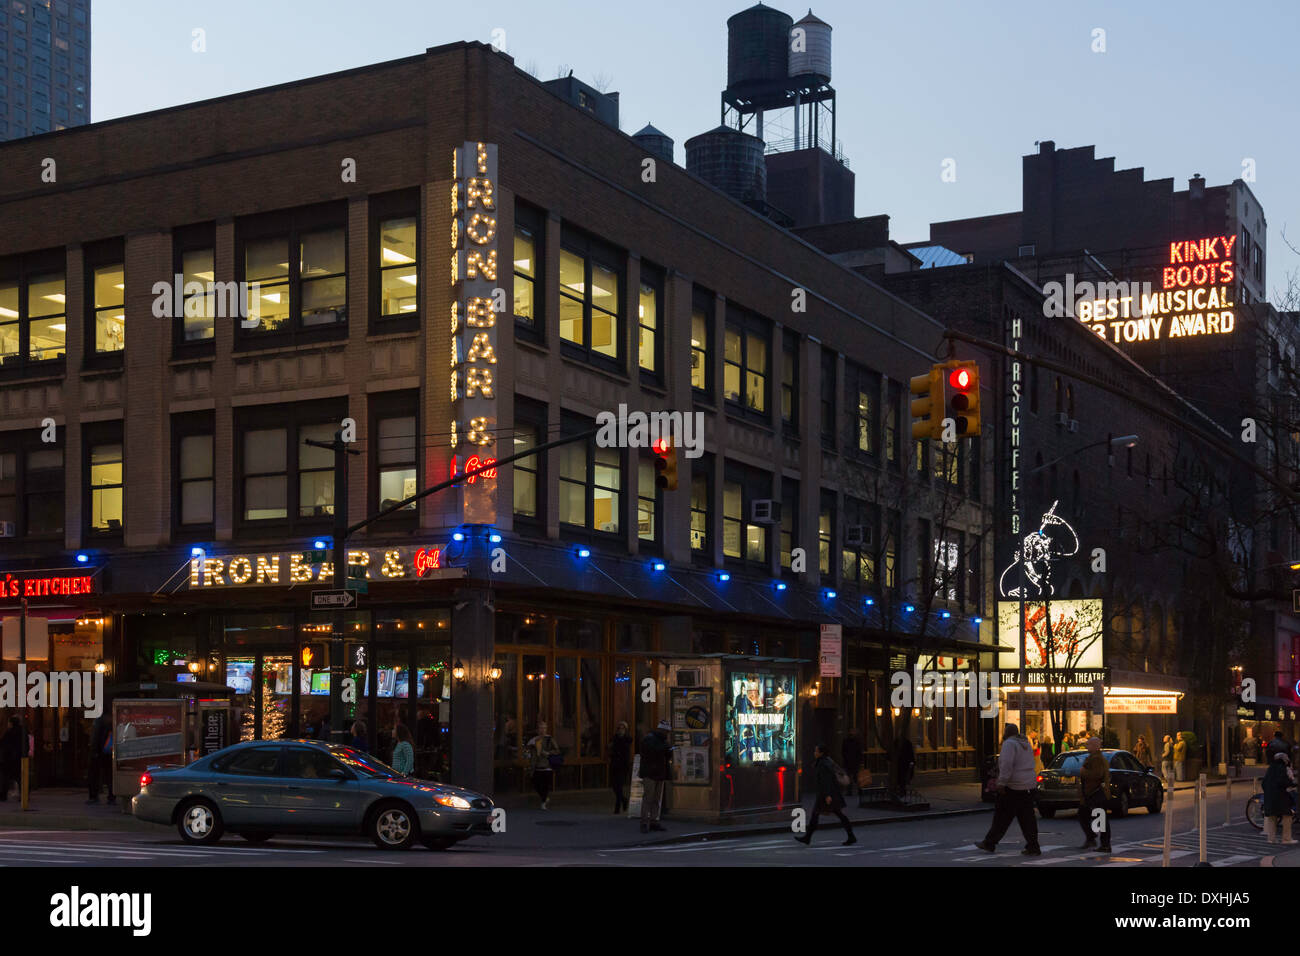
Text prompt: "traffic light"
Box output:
[[944, 360, 981, 438], [652, 437, 678, 491], [909, 366, 943, 440], [301, 643, 326, 668]]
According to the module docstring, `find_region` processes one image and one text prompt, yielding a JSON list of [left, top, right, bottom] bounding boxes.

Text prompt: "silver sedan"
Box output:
[[132, 739, 494, 850]]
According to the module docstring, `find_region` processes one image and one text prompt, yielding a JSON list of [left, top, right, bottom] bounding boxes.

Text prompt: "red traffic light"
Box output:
[[652, 437, 671, 456], [949, 367, 972, 390]]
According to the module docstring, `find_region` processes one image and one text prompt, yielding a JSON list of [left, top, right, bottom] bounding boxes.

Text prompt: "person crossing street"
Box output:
[[1077, 736, 1112, 853], [795, 744, 856, 847], [974, 723, 1041, 856]]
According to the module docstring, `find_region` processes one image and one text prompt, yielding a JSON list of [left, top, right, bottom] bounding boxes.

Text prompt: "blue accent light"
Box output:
[[904, 604, 915, 613], [864, 597, 875, 606], [190, 547, 204, 558], [972, 617, 983, 625], [824, 589, 837, 600], [651, 560, 666, 572], [313, 539, 328, 550], [774, 581, 787, 592], [76, 553, 89, 563], [576, 547, 591, 559], [452, 532, 466, 542], [941, 610, 951, 619], [717, 572, 731, 583], [489, 533, 502, 544]]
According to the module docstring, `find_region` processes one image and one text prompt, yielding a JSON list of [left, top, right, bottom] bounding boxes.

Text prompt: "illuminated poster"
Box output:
[[725, 670, 796, 768], [112, 699, 185, 773], [671, 688, 711, 785], [996, 599, 1104, 671]]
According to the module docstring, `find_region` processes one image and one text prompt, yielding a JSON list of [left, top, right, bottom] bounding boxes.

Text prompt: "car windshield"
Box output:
[[1050, 753, 1087, 774], [330, 746, 404, 778]]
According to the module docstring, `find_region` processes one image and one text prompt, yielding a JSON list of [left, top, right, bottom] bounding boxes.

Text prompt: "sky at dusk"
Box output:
[[94, 0, 1299, 294]]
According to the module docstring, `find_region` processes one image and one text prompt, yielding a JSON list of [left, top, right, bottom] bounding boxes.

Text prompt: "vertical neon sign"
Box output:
[[450, 141, 500, 523]]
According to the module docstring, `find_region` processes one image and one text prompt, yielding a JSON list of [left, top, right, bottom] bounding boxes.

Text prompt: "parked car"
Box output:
[[1034, 748, 1164, 818], [132, 739, 494, 850]]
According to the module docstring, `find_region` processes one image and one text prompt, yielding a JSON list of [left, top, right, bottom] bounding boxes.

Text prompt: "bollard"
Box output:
[[1162, 775, 1175, 867], [1224, 773, 1231, 827], [1194, 773, 1210, 866], [19, 756, 29, 811]]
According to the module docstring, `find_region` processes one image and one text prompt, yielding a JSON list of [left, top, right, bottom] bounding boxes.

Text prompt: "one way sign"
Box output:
[[311, 589, 357, 611]]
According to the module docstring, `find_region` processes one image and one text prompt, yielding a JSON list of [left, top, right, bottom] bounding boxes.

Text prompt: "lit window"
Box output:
[[691, 306, 710, 393], [181, 248, 215, 342], [637, 457, 657, 543], [92, 264, 124, 353], [514, 226, 536, 324], [298, 423, 338, 517], [378, 217, 417, 317], [89, 443, 123, 532], [638, 280, 657, 374], [376, 416, 416, 510], [513, 423, 539, 519]]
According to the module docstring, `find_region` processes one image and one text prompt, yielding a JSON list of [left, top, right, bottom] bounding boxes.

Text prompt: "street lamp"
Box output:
[[1029, 434, 1139, 475]]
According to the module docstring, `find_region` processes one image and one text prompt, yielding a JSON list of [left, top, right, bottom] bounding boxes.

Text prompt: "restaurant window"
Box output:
[[0, 249, 65, 376], [691, 288, 713, 399], [781, 329, 799, 432], [722, 462, 770, 567], [558, 228, 622, 370], [173, 412, 214, 529], [374, 193, 418, 326], [513, 397, 547, 527], [173, 222, 216, 350], [238, 203, 347, 344], [690, 458, 710, 559], [723, 306, 769, 420], [559, 420, 622, 537], [780, 477, 799, 571], [513, 201, 544, 341], [236, 401, 347, 531], [85, 430, 123, 536], [638, 262, 663, 380], [820, 348, 836, 449], [819, 491, 835, 577], [87, 247, 125, 356], [371, 392, 418, 517], [637, 454, 659, 548]]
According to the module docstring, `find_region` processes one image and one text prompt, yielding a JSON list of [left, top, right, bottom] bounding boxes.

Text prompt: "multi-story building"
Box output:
[[0, 0, 90, 141], [0, 39, 994, 811]]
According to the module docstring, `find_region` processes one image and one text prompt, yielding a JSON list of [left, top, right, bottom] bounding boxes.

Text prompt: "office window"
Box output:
[[885, 381, 901, 467], [723, 307, 769, 416], [781, 330, 798, 429], [722, 462, 769, 565], [690, 463, 710, 556], [559, 441, 587, 528], [297, 424, 338, 518], [177, 432, 214, 527], [592, 447, 621, 533], [0, 255, 65, 373], [513, 201, 544, 337], [88, 442, 123, 534], [558, 229, 622, 367], [375, 416, 417, 511], [239, 206, 347, 340], [91, 263, 125, 353], [841, 498, 875, 587], [243, 428, 288, 521], [638, 263, 663, 378], [884, 511, 900, 590], [856, 386, 873, 452], [780, 477, 798, 570], [512, 422, 540, 520], [559, 423, 622, 535], [26, 446, 61, 536], [377, 217, 417, 317], [820, 348, 836, 448], [691, 288, 712, 396], [818, 492, 835, 576], [637, 455, 657, 545]]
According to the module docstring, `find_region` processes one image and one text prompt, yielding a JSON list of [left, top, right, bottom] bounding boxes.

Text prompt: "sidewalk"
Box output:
[[0, 789, 157, 832]]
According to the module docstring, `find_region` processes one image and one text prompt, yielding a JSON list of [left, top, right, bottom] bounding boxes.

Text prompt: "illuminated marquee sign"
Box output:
[[1077, 234, 1236, 344], [188, 546, 456, 588], [0, 572, 97, 602], [1104, 696, 1178, 715], [451, 141, 500, 524]]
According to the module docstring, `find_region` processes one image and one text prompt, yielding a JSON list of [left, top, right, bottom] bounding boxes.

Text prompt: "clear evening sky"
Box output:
[[94, 0, 1299, 295]]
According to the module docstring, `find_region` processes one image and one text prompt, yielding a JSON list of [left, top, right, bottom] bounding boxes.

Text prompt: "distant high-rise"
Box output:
[[0, 0, 90, 141]]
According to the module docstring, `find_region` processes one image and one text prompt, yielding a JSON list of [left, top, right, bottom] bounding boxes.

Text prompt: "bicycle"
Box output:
[[1245, 790, 1296, 830]]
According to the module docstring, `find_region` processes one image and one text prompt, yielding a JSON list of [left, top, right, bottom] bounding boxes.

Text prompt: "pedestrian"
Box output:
[[895, 734, 915, 794], [608, 720, 632, 814], [87, 713, 114, 804], [1061, 731, 1074, 752], [1265, 730, 1291, 764], [1133, 735, 1150, 768], [525, 721, 561, 810], [974, 722, 1041, 856], [1160, 734, 1174, 783], [1041, 735, 1055, 766], [1173, 733, 1188, 782], [842, 730, 863, 796], [1261, 751, 1294, 845], [349, 720, 368, 753], [795, 743, 857, 846], [0, 716, 23, 801], [1030, 730, 1043, 773], [390, 723, 414, 776], [638, 719, 673, 833], [1077, 736, 1112, 853]]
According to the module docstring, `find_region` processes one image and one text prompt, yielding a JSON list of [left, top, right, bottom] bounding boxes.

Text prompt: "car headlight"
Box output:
[[434, 793, 472, 810]]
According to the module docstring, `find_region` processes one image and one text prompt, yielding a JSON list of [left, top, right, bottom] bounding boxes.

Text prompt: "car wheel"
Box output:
[[1038, 807, 1056, 818], [368, 802, 419, 850], [1116, 790, 1130, 818], [1148, 790, 1163, 815], [239, 832, 274, 843], [176, 799, 224, 846], [420, 836, 456, 851]]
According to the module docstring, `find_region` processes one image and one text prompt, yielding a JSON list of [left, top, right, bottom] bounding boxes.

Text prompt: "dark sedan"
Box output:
[[1035, 748, 1165, 818], [133, 739, 494, 850]]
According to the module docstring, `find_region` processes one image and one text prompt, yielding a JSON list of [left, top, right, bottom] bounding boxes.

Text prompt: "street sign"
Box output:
[[348, 580, 369, 595], [311, 589, 357, 610], [819, 623, 842, 677], [303, 550, 329, 564]]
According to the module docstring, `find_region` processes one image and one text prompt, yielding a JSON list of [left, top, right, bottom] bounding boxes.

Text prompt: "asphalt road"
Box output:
[[0, 804, 1277, 867]]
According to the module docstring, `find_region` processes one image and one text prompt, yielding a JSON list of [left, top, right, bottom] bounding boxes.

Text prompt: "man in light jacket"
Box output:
[[975, 722, 1041, 855]]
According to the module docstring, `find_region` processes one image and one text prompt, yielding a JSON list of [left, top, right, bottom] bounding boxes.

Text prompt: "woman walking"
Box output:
[[608, 721, 632, 814], [391, 724, 415, 776], [526, 721, 561, 810], [1261, 751, 1295, 845]]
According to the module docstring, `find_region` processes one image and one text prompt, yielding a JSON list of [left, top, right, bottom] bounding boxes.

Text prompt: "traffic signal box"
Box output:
[[652, 437, 678, 491], [910, 359, 981, 441], [301, 643, 326, 668]]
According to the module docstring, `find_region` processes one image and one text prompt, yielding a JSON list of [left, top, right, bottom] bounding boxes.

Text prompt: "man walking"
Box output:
[[638, 719, 673, 834], [974, 722, 1041, 856], [1078, 736, 1112, 853], [795, 744, 856, 847]]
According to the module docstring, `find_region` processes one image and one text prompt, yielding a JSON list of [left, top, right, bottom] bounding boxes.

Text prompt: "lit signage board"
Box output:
[[1076, 235, 1236, 344], [188, 546, 456, 588], [997, 599, 1104, 671], [1104, 696, 1178, 715], [450, 141, 500, 524], [724, 670, 796, 768], [0, 571, 97, 603]]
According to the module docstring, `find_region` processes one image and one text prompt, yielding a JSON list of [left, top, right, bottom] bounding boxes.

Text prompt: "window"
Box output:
[[841, 497, 875, 586], [885, 381, 901, 467], [171, 223, 216, 349], [722, 462, 770, 566], [174, 414, 214, 528], [0, 250, 65, 375], [0, 436, 62, 539], [781, 330, 799, 430], [558, 229, 622, 368], [820, 348, 836, 448], [377, 216, 417, 317], [237, 403, 346, 529], [723, 306, 769, 417], [219, 747, 281, 776], [932, 528, 960, 602], [780, 477, 799, 570], [884, 510, 900, 590], [513, 202, 544, 337], [690, 461, 710, 557], [558, 420, 622, 535], [512, 398, 546, 525], [637, 454, 658, 546], [848, 363, 879, 454], [238, 204, 347, 343], [690, 288, 713, 397], [374, 413, 417, 513], [87, 441, 123, 534], [90, 262, 125, 354], [638, 263, 663, 379], [818, 492, 835, 576]]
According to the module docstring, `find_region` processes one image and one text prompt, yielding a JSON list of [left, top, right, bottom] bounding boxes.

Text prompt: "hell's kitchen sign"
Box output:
[[0, 570, 98, 604], [188, 546, 460, 588]]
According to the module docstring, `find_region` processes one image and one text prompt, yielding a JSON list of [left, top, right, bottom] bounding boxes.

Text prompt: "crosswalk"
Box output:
[[0, 836, 329, 866], [600, 823, 1276, 867]]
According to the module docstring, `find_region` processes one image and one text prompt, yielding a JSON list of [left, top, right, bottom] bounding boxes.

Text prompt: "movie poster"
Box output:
[[725, 670, 796, 768]]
